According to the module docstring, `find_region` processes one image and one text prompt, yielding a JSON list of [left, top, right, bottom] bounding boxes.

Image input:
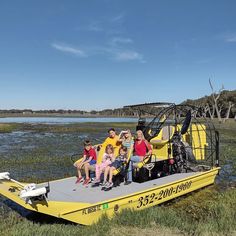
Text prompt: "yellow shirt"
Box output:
[[97, 135, 121, 164], [102, 135, 120, 148]]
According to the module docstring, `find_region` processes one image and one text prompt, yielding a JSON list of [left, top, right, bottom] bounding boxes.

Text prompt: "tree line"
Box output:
[[183, 88, 236, 122], [1, 87, 235, 121]]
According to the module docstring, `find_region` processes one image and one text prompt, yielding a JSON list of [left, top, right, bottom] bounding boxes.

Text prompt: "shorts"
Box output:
[[85, 157, 96, 166], [89, 159, 96, 165], [111, 160, 123, 169]]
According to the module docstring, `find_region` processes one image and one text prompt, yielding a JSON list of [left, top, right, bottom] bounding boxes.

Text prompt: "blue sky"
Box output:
[[0, 0, 235, 111]]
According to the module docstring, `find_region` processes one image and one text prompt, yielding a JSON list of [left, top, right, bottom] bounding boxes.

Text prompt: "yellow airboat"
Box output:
[[0, 103, 220, 225]]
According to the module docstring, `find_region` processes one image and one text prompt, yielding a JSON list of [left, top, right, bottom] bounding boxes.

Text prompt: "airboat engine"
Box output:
[[171, 131, 196, 173]]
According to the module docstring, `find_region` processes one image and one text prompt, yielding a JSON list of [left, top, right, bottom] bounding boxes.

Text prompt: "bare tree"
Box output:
[[206, 103, 215, 119], [223, 101, 234, 123], [209, 79, 224, 122]]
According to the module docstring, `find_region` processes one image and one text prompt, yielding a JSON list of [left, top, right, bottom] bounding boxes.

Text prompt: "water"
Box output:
[[0, 118, 136, 158], [0, 117, 138, 124], [0, 130, 105, 159]]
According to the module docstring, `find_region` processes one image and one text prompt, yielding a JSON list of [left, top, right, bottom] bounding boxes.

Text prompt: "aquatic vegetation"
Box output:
[[0, 121, 235, 235], [0, 123, 20, 133]]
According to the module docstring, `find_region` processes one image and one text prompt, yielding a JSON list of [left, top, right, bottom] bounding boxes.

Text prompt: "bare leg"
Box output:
[[84, 163, 90, 179], [95, 164, 101, 180], [109, 167, 115, 183], [77, 166, 82, 178], [103, 166, 110, 183]]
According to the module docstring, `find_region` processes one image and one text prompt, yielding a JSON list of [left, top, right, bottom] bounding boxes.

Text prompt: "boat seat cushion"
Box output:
[[150, 126, 174, 145], [133, 155, 151, 169]]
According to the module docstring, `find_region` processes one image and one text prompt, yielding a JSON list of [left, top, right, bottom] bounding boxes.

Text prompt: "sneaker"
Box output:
[[101, 181, 108, 190], [93, 179, 100, 184], [75, 177, 83, 184], [105, 182, 113, 189], [104, 182, 113, 191], [83, 178, 91, 187], [124, 181, 132, 185], [91, 179, 100, 187], [101, 181, 107, 187]]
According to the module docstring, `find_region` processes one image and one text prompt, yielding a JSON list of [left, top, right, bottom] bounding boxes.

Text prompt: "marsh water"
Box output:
[[0, 118, 137, 160], [0, 117, 138, 124], [0, 121, 137, 182], [0, 119, 235, 183]]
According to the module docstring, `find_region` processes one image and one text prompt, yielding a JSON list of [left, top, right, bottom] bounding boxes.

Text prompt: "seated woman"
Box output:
[[102, 146, 128, 190], [75, 140, 97, 187], [127, 130, 152, 183]]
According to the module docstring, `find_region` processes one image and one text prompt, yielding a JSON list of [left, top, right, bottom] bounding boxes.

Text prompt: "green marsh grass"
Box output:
[[0, 121, 236, 235], [0, 123, 20, 133], [0, 187, 235, 236]]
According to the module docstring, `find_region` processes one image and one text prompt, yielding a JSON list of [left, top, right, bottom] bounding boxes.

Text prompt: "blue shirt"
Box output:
[[122, 139, 134, 150]]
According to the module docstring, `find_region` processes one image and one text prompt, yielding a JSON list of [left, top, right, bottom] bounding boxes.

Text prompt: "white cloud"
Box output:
[[111, 37, 133, 45], [220, 32, 236, 42], [114, 51, 145, 63], [195, 58, 213, 64], [111, 13, 125, 23], [225, 35, 236, 42], [51, 35, 146, 63], [51, 43, 87, 57]]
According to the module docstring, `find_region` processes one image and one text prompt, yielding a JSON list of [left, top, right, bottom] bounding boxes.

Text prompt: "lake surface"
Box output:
[[0, 117, 138, 124]]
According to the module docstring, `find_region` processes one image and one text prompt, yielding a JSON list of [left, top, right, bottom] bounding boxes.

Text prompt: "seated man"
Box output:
[[127, 130, 152, 183], [75, 140, 97, 187], [101, 128, 121, 149]]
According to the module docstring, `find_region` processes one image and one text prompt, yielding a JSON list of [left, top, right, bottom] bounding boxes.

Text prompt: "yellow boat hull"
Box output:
[[0, 167, 220, 225]]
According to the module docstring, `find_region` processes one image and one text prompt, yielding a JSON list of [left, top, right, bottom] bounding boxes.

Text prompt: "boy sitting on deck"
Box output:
[[75, 140, 97, 187]]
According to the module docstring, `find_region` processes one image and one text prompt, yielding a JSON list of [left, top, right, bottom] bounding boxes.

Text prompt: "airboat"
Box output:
[[0, 103, 220, 225]]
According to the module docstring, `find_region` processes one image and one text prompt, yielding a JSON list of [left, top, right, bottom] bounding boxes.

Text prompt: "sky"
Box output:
[[0, 0, 236, 111]]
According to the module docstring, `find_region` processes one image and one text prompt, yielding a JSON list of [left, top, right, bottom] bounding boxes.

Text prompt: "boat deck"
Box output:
[[40, 172, 199, 204]]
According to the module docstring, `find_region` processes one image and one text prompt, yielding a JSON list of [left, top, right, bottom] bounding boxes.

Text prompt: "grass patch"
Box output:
[[13, 122, 136, 134], [0, 187, 235, 236], [0, 123, 20, 133]]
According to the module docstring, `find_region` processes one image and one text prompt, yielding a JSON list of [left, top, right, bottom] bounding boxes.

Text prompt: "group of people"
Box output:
[[74, 128, 152, 190]]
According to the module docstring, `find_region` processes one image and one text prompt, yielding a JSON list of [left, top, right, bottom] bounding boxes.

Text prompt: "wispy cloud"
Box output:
[[219, 32, 236, 43], [114, 51, 145, 63], [111, 13, 125, 24], [225, 35, 236, 42], [54, 11, 145, 63], [52, 42, 145, 63], [110, 37, 133, 45], [195, 58, 213, 64], [51, 43, 87, 57]]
